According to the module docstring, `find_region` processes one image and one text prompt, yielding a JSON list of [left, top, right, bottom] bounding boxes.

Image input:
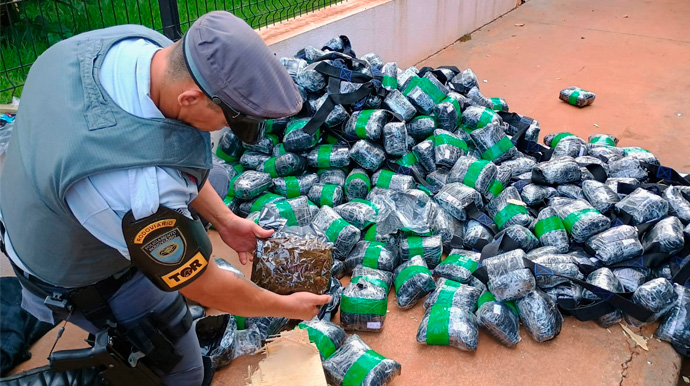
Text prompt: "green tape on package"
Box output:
[[590, 136, 615, 146], [397, 152, 418, 167], [477, 291, 496, 309], [340, 296, 387, 316], [440, 254, 478, 273], [406, 236, 425, 258], [463, 160, 489, 189], [376, 170, 395, 189], [477, 108, 495, 128], [551, 132, 575, 147], [362, 242, 384, 269], [266, 134, 279, 146], [263, 119, 274, 134], [285, 119, 309, 134], [263, 157, 278, 178], [402, 76, 421, 96], [284, 177, 301, 198], [235, 316, 246, 330], [493, 203, 528, 229], [351, 275, 389, 292], [325, 134, 339, 144], [444, 97, 462, 119], [426, 304, 451, 345], [346, 172, 372, 192], [342, 350, 387, 386], [481, 136, 514, 161], [418, 184, 432, 196], [216, 147, 238, 163], [274, 200, 298, 226], [363, 224, 378, 242], [226, 174, 240, 198], [534, 216, 566, 238], [490, 97, 503, 111], [488, 179, 504, 197], [317, 145, 333, 168], [355, 110, 375, 139], [568, 90, 581, 105], [320, 184, 337, 207], [394, 265, 430, 293], [274, 143, 287, 156], [434, 133, 468, 150], [326, 218, 349, 243], [418, 78, 447, 103], [382, 75, 397, 89], [250, 193, 282, 213], [563, 208, 599, 233], [297, 324, 337, 359], [624, 147, 651, 154]]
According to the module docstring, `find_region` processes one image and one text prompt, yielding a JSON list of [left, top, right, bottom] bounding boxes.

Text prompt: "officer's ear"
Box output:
[[178, 88, 206, 108]]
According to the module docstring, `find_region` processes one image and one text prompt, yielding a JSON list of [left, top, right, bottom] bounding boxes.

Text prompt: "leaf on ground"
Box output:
[[620, 323, 649, 351]]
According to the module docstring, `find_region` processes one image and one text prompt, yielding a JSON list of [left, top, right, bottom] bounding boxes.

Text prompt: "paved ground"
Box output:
[[3, 0, 689, 384]]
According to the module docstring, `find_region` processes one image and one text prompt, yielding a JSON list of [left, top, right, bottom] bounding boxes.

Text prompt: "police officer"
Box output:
[[0, 11, 330, 385]]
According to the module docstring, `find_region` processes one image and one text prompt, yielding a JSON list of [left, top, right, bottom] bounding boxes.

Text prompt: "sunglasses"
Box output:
[[212, 96, 266, 145]]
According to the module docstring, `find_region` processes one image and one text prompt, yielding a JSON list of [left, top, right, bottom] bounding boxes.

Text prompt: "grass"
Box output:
[[0, 0, 342, 103]]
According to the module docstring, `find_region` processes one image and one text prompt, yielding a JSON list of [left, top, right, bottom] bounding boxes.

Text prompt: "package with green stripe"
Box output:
[[521, 183, 558, 207], [423, 278, 483, 312], [434, 249, 480, 284], [296, 319, 347, 360], [460, 105, 502, 130], [585, 225, 644, 265], [486, 187, 534, 230], [483, 249, 536, 302], [311, 205, 361, 259], [475, 291, 521, 347], [319, 168, 347, 186], [407, 115, 437, 141], [469, 122, 518, 163], [344, 109, 390, 140], [381, 122, 409, 156], [494, 225, 539, 252], [587, 133, 618, 147], [272, 174, 319, 198], [239, 151, 271, 170], [340, 268, 392, 332], [308, 183, 344, 207], [447, 156, 497, 196], [381, 62, 399, 91], [490, 97, 509, 112], [256, 196, 315, 229], [555, 200, 610, 242], [256, 153, 307, 178], [416, 302, 479, 351], [345, 168, 372, 201], [533, 207, 570, 252], [227, 171, 273, 200], [216, 130, 245, 163], [399, 234, 443, 268], [252, 225, 333, 295], [466, 86, 495, 110], [551, 136, 588, 159], [559, 86, 596, 107], [403, 73, 449, 115], [383, 89, 417, 122], [516, 289, 563, 342], [434, 182, 483, 222], [432, 95, 462, 131], [433, 129, 468, 168], [283, 117, 321, 152], [322, 334, 401, 386], [238, 193, 285, 216], [306, 144, 351, 169], [532, 254, 584, 289], [344, 240, 397, 272], [334, 199, 379, 230], [371, 169, 415, 191], [393, 256, 437, 309], [349, 140, 386, 171], [622, 146, 659, 165], [485, 163, 511, 201], [412, 138, 437, 173], [615, 187, 669, 225], [243, 133, 279, 154]]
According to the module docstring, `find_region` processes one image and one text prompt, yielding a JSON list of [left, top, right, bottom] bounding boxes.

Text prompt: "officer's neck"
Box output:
[[149, 47, 184, 120]]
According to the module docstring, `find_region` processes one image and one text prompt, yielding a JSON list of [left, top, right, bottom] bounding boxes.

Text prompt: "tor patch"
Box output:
[[143, 229, 186, 265]]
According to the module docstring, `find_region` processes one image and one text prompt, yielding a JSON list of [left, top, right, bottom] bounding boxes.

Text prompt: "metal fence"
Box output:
[[0, 0, 344, 103]]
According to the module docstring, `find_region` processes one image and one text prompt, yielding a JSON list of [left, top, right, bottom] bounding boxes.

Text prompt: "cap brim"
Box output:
[[228, 119, 264, 145]]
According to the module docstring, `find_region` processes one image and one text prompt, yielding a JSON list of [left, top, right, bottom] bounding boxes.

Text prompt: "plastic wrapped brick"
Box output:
[[310, 94, 349, 128], [295, 62, 326, 92], [588, 133, 618, 147], [433, 97, 462, 131], [486, 164, 512, 201], [257, 196, 315, 229], [585, 225, 643, 265], [307, 183, 344, 207], [461, 106, 502, 130], [331, 259, 346, 279], [334, 199, 379, 230], [447, 156, 497, 196], [382, 122, 409, 156], [273, 174, 319, 198], [399, 234, 443, 268], [397, 66, 419, 90], [393, 256, 436, 309], [642, 216, 685, 255], [345, 168, 372, 201], [232, 327, 262, 358], [403, 74, 448, 115], [196, 314, 239, 368], [470, 123, 518, 163], [476, 291, 521, 347], [532, 157, 581, 185], [344, 110, 389, 140], [240, 151, 271, 170], [559, 86, 595, 107], [589, 145, 625, 163], [296, 320, 347, 361], [613, 268, 649, 293], [344, 241, 397, 272], [244, 133, 279, 155], [533, 207, 570, 253], [657, 284, 690, 350], [449, 68, 478, 94], [532, 254, 584, 289], [624, 278, 678, 327], [280, 57, 307, 80], [350, 140, 386, 171], [501, 157, 538, 179], [381, 62, 399, 91], [516, 290, 563, 342], [605, 177, 639, 193], [623, 146, 659, 165], [412, 138, 437, 173], [323, 335, 401, 386], [582, 268, 624, 301], [306, 144, 351, 169], [487, 187, 534, 230], [416, 304, 479, 351], [383, 89, 417, 122], [551, 137, 588, 159], [283, 118, 320, 152], [216, 130, 245, 163], [544, 282, 583, 305], [340, 271, 390, 332], [434, 182, 484, 222], [495, 225, 539, 252], [434, 249, 480, 284], [393, 152, 427, 180], [484, 250, 536, 302], [557, 184, 586, 200], [423, 279, 482, 313], [319, 168, 347, 186], [372, 169, 415, 191], [228, 171, 273, 200], [433, 129, 468, 168], [407, 115, 437, 140], [608, 157, 648, 180], [466, 86, 493, 109], [663, 186, 690, 223], [426, 168, 450, 192], [521, 184, 558, 207], [556, 200, 611, 242], [257, 153, 306, 178], [312, 205, 361, 259], [242, 316, 290, 340], [582, 180, 619, 214], [429, 201, 457, 246], [239, 193, 285, 216], [489, 97, 509, 112], [615, 188, 669, 225]]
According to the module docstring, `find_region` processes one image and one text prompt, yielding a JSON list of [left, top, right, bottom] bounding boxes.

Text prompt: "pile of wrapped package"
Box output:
[[210, 35, 690, 383]]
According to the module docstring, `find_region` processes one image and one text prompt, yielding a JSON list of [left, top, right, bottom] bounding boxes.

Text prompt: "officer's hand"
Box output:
[[217, 217, 273, 265], [281, 292, 332, 320]]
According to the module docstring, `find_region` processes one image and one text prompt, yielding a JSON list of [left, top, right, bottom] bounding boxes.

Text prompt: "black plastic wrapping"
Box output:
[[307, 144, 351, 169], [447, 156, 497, 196], [615, 188, 669, 225], [344, 240, 397, 272], [416, 304, 479, 351], [551, 137, 587, 159], [663, 186, 690, 224], [423, 278, 482, 312], [384, 89, 417, 122], [340, 267, 392, 332], [582, 268, 624, 327], [534, 207, 570, 253], [393, 256, 437, 309], [556, 200, 611, 242], [345, 168, 372, 201], [657, 284, 690, 350], [582, 180, 620, 214], [296, 319, 347, 360], [433, 99, 461, 132], [283, 118, 320, 152], [311, 205, 361, 259], [463, 220, 494, 250], [228, 171, 273, 200], [521, 184, 558, 207], [195, 314, 238, 368], [559, 86, 595, 107], [532, 254, 584, 289], [469, 122, 518, 163], [335, 199, 379, 230], [608, 157, 648, 181], [476, 291, 521, 347], [257, 196, 315, 229], [434, 129, 467, 168], [323, 335, 401, 386], [319, 168, 347, 186], [487, 187, 534, 230], [495, 225, 539, 252], [516, 290, 563, 342], [307, 183, 345, 207], [372, 170, 415, 191], [625, 278, 678, 327], [586, 225, 644, 265], [623, 147, 659, 165], [345, 110, 389, 140], [434, 182, 484, 222], [407, 115, 437, 141], [613, 268, 649, 293], [461, 106, 501, 130], [412, 138, 437, 173], [532, 157, 581, 185], [484, 250, 536, 302], [434, 249, 481, 284], [273, 174, 319, 198], [216, 130, 245, 163], [642, 216, 685, 255], [382, 122, 409, 156], [350, 140, 387, 171]]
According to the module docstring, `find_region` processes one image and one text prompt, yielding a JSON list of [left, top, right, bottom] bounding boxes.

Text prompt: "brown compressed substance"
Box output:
[[251, 236, 333, 295]]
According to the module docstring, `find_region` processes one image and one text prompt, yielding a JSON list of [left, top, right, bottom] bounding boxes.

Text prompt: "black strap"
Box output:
[[301, 83, 376, 136], [584, 164, 608, 183], [512, 125, 553, 162], [464, 202, 497, 235], [0, 219, 6, 255], [640, 162, 690, 186], [321, 35, 357, 58]]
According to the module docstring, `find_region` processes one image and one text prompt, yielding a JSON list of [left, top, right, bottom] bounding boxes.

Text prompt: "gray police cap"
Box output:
[[183, 11, 302, 118]]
